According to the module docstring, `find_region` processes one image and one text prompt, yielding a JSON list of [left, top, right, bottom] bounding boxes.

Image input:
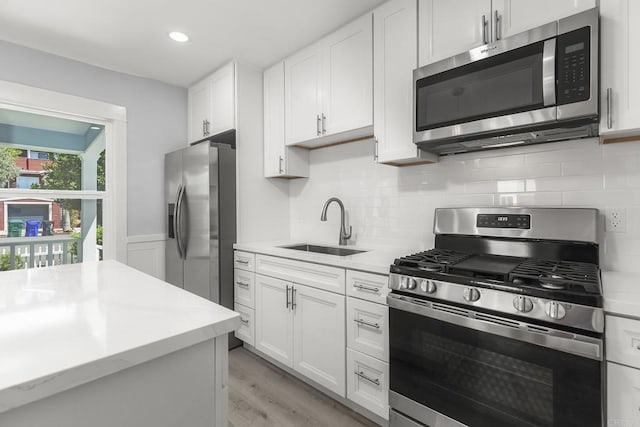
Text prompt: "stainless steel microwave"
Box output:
[[413, 8, 599, 155]]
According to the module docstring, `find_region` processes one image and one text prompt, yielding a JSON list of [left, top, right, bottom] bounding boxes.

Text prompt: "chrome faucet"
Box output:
[[320, 197, 352, 246]]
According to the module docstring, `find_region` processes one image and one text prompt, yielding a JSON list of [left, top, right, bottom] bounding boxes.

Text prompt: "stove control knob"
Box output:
[[463, 287, 481, 302], [513, 296, 534, 313], [545, 301, 567, 320], [421, 280, 437, 294], [407, 278, 417, 290], [399, 276, 407, 289]]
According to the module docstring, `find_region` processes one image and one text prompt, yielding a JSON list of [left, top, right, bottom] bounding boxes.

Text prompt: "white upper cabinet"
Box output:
[[374, 0, 437, 165], [322, 14, 373, 137], [418, 0, 491, 66], [492, 0, 595, 40], [600, 0, 640, 137], [285, 14, 373, 148], [263, 62, 309, 178], [418, 0, 594, 67], [188, 62, 235, 143], [285, 44, 323, 145]]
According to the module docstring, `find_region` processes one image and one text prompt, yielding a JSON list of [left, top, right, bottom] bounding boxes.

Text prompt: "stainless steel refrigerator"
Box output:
[[165, 139, 239, 346]]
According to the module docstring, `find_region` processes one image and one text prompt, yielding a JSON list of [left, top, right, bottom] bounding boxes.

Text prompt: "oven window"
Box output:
[[390, 307, 601, 427], [416, 42, 546, 132]]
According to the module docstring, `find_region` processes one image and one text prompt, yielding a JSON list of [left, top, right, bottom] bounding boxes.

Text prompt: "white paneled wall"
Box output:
[[289, 137, 640, 273]]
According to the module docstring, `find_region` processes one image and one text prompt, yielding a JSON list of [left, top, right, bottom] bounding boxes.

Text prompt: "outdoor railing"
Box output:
[[0, 235, 77, 270]]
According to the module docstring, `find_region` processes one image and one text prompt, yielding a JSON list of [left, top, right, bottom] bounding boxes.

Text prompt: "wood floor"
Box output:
[[228, 347, 379, 427]]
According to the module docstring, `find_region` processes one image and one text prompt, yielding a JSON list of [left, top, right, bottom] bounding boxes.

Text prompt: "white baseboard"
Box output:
[[127, 235, 166, 280]]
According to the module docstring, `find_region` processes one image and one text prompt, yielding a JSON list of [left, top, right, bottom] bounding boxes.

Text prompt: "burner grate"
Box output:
[[511, 259, 600, 293], [402, 249, 471, 265]]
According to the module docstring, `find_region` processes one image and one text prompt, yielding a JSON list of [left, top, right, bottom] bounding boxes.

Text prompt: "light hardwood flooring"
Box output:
[[228, 347, 379, 427]]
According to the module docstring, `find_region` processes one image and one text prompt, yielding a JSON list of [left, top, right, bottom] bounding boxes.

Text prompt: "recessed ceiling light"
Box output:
[[90, 126, 101, 130], [169, 31, 189, 43]]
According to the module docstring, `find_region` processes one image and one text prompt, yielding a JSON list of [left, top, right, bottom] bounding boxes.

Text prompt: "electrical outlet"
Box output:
[[606, 208, 627, 232]]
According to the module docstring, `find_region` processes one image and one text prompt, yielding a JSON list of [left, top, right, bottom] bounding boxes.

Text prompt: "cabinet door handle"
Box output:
[[291, 287, 297, 310], [607, 88, 613, 129], [316, 115, 321, 136], [236, 259, 249, 265], [354, 283, 380, 294], [321, 114, 327, 134], [355, 371, 380, 386], [279, 155, 284, 174], [354, 318, 380, 329], [236, 281, 250, 288], [494, 11, 501, 41], [482, 15, 488, 44], [373, 138, 379, 162], [240, 318, 249, 325], [286, 285, 291, 309]]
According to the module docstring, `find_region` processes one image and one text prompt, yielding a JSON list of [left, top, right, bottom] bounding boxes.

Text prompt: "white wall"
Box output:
[[235, 62, 290, 243], [0, 40, 187, 237], [290, 137, 640, 274]]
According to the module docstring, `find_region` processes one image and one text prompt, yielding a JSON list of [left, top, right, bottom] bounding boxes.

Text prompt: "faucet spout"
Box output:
[[320, 197, 352, 246]]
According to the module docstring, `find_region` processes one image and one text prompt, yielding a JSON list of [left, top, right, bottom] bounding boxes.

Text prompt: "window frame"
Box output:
[[0, 80, 127, 263]]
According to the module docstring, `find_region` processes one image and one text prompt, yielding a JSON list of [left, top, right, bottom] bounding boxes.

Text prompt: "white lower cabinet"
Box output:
[[607, 362, 640, 427], [293, 284, 346, 395], [347, 297, 389, 362], [255, 274, 294, 367], [347, 349, 389, 419], [255, 272, 346, 397], [234, 268, 255, 309], [234, 303, 255, 347]]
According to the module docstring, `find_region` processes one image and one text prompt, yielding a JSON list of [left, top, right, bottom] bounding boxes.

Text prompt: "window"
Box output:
[[15, 176, 40, 189], [0, 106, 109, 271]]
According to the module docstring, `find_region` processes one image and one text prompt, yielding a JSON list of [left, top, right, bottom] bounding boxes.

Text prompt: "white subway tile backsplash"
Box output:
[[289, 139, 640, 273]]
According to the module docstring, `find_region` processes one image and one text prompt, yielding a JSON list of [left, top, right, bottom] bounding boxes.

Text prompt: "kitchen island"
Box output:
[[0, 260, 240, 427]]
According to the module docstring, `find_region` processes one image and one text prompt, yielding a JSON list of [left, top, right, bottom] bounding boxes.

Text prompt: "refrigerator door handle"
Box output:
[[175, 185, 186, 260]]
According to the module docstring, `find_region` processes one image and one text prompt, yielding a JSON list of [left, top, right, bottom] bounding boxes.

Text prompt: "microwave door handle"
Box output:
[[542, 38, 556, 107]]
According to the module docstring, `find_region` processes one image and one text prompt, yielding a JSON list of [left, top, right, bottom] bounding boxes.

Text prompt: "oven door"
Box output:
[[388, 294, 602, 427]]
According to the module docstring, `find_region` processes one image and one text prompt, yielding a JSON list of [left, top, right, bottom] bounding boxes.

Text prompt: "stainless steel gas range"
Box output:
[[387, 207, 603, 427]]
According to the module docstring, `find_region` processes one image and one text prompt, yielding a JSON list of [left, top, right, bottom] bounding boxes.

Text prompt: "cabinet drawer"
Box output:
[[234, 251, 255, 272], [256, 254, 345, 294], [606, 315, 640, 368], [347, 348, 389, 420], [347, 297, 388, 362], [607, 362, 640, 427], [346, 270, 389, 304], [235, 303, 255, 347], [234, 269, 255, 309]]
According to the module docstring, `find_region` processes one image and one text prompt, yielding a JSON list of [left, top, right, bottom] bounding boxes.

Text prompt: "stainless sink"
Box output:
[[280, 244, 367, 257]]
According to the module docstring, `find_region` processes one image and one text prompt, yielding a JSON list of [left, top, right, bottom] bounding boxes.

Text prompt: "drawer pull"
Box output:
[[354, 318, 380, 329], [240, 318, 249, 325], [355, 371, 380, 386], [354, 283, 380, 293], [236, 281, 250, 288], [236, 259, 250, 265]]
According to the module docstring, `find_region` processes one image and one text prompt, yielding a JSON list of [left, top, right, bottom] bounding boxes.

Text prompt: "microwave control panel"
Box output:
[[557, 27, 591, 105], [476, 214, 531, 229]]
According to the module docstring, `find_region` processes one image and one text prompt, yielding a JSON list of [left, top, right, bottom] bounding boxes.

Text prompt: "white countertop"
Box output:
[[0, 260, 240, 413], [234, 240, 419, 275], [602, 271, 640, 319]]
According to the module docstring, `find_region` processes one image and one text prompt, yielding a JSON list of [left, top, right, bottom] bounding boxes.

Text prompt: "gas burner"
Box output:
[[539, 278, 567, 290], [419, 265, 443, 272]]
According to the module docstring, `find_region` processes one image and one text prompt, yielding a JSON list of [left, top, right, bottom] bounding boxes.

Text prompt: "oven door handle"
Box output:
[[542, 38, 556, 107], [387, 294, 602, 361]]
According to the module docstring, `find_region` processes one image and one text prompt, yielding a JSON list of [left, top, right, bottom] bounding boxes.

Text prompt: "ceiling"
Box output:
[[0, 0, 385, 87]]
